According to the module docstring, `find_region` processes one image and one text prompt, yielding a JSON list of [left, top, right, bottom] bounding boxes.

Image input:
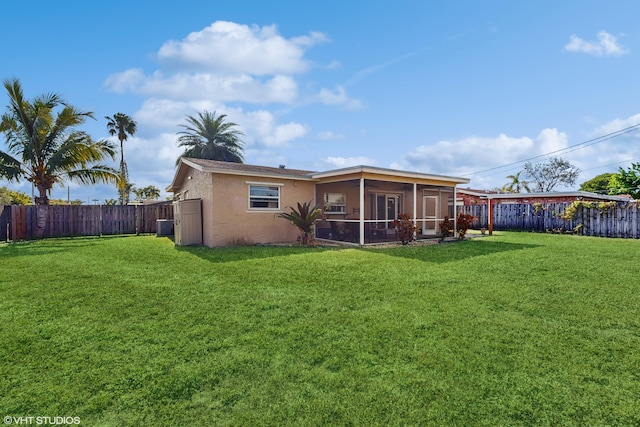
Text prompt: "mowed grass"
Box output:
[[1, 233, 639, 426]]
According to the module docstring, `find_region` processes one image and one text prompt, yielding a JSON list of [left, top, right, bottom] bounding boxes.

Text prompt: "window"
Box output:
[[324, 192, 346, 214], [249, 185, 280, 209]]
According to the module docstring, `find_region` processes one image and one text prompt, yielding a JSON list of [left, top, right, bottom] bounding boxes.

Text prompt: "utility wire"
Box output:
[[461, 122, 640, 177], [581, 157, 640, 172]]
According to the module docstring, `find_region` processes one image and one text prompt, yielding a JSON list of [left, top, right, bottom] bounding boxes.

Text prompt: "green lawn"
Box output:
[[1, 233, 639, 426]]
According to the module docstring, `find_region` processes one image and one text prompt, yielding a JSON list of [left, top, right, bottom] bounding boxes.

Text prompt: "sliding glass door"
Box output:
[[371, 194, 401, 228]]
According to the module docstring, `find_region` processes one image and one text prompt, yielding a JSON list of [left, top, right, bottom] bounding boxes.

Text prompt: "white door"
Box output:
[[422, 196, 438, 235]]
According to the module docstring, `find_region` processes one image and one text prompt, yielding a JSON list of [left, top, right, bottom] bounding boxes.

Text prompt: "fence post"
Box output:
[[136, 205, 142, 235]]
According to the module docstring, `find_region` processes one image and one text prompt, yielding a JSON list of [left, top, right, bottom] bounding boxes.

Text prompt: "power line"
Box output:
[[461, 122, 640, 177], [581, 157, 640, 172]]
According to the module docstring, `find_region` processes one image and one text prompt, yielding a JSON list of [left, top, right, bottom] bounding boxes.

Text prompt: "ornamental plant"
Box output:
[[456, 213, 477, 239], [439, 216, 453, 241], [392, 213, 417, 245], [279, 201, 323, 245]]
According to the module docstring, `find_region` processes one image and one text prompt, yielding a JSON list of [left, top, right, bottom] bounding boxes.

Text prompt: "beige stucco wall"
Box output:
[[209, 173, 316, 246]]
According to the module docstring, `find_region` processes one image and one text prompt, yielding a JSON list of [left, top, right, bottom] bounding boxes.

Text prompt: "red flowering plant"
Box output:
[[456, 212, 477, 239], [392, 213, 417, 245], [439, 216, 453, 241]]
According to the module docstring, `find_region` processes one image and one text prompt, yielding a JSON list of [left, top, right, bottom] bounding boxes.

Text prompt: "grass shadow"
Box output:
[[374, 239, 541, 263], [173, 242, 339, 264], [0, 236, 105, 258]]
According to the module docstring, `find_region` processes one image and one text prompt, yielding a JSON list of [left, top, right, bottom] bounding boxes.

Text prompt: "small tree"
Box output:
[[279, 201, 323, 245], [522, 157, 580, 192], [609, 163, 640, 199], [579, 173, 615, 195], [392, 213, 416, 245]]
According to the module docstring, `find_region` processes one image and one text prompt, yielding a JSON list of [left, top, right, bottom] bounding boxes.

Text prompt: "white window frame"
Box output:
[[323, 192, 347, 214], [247, 182, 282, 210]]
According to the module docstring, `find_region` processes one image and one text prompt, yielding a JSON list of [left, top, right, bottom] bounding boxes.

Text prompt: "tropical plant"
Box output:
[[105, 113, 137, 204], [439, 216, 454, 241], [176, 111, 244, 165], [0, 186, 31, 205], [608, 163, 640, 199], [392, 213, 416, 245], [0, 78, 118, 237], [522, 157, 580, 192], [502, 171, 530, 193], [133, 185, 161, 202], [279, 201, 323, 245], [456, 213, 477, 239]]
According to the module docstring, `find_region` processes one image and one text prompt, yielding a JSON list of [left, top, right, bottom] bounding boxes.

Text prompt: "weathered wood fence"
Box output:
[[0, 203, 173, 241], [459, 202, 640, 238]]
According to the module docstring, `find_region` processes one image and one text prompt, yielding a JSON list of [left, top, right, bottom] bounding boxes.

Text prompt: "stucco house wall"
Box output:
[[209, 173, 316, 246]]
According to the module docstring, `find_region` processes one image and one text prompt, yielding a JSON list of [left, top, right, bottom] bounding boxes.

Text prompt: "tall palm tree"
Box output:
[[502, 171, 530, 193], [176, 111, 244, 164], [0, 78, 118, 237], [105, 113, 137, 204]]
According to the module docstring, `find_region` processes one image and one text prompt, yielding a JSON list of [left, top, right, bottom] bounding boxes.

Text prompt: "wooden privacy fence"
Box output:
[[0, 203, 173, 241], [459, 202, 640, 238]]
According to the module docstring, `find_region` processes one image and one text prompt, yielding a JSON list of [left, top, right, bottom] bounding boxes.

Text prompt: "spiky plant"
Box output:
[[279, 201, 323, 245]]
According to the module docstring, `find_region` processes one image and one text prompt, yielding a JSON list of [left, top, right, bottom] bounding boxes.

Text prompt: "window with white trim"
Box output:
[[249, 185, 280, 209], [324, 192, 346, 214]]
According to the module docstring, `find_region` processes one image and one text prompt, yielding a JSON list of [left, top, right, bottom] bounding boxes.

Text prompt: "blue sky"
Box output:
[[2, 0, 640, 203]]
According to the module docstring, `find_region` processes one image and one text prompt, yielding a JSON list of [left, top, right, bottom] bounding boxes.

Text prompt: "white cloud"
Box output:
[[323, 156, 375, 169], [316, 131, 344, 141], [591, 113, 640, 138], [403, 128, 568, 178], [318, 85, 363, 110], [564, 31, 628, 57], [157, 21, 327, 74], [103, 68, 145, 93], [106, 71, 298, 105], [243, 110, 309, 147]]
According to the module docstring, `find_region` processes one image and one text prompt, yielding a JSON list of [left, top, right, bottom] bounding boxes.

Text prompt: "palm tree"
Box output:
[[176, 111, 244, 164], [105, 113, 137, 204], [0, 78, 118, 237], [502, 171, 530, 193]]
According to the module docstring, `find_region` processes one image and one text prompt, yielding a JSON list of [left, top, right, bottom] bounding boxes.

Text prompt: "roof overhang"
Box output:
[[312, 165, 470, 186], [458, 189, 633, 202], [167, 160, 471, 193]]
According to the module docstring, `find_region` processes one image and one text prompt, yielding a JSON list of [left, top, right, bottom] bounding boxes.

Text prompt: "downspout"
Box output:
[[359, 177, 365, 245]]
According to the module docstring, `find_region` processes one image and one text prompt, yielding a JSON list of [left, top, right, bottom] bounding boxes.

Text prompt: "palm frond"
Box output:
[[176, 110, 245, 164], [0, 150, 23, 182], [65, 164, 119, 185]]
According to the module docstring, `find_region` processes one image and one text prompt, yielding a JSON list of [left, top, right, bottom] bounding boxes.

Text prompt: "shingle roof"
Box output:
[[184, 158, 315, 177]]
